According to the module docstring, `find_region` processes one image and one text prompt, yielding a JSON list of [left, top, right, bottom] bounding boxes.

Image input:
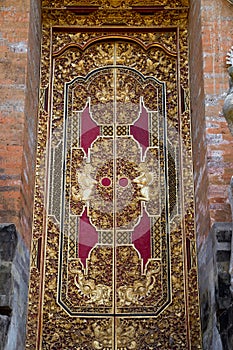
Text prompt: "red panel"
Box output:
[[81, 105, 100, 154], [132, 208, 151, 267], [130, 104, 149, 158], [78, 208, 98, 267]]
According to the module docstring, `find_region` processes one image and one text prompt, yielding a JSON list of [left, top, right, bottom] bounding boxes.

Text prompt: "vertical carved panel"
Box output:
[[26, 2, 202, 349]]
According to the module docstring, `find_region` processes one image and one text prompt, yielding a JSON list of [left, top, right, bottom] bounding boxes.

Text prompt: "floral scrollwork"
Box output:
[[92, 322, 112, 350], [69, 260, 112, 306], [117, 260, 160, 306]]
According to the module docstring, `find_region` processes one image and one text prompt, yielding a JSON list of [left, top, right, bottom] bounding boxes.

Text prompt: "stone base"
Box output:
[[0, 224, 30, 350], [198, 223, 223, 350], [0, 315, 10, 349], [215, 223, 233, 350]]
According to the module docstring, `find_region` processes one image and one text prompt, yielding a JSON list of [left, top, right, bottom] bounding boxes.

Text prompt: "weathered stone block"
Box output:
[[0, 224, 30, 350], [0, 225, 18, 310], [0, 224, 17, 262], [198, 223, 223, 350], [214, 223, 233, 350], [0, 315, 10, 349]]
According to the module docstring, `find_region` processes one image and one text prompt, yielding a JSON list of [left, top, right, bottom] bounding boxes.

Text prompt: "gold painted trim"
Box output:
[[53, 35, 177, 57]]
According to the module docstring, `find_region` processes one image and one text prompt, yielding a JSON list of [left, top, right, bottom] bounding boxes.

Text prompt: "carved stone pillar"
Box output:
[[228, 178, 233, 294], [223, 49, 233, 295], [223, 66, 233, 135]]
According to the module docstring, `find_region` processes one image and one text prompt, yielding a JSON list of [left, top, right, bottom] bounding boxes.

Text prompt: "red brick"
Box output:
[[0, 0, 40, 248]]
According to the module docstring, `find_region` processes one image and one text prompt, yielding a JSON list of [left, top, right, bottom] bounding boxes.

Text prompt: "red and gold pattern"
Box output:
[[26, 1, 202, 349]]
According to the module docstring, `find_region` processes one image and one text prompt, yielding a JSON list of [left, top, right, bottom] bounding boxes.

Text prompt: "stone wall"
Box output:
[[0, 224, 30, 350], [198, 223, 222, 349], [215, 223, 233, 350], [197, 222, 233, 350]]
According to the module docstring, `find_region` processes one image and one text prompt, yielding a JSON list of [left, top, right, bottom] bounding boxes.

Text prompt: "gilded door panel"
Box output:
[[55, 58, 171, 317], [26, 4, 202, 349]]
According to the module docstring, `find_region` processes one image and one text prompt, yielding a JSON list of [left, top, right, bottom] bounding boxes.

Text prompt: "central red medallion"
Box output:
[[101, 177, 112, 187]]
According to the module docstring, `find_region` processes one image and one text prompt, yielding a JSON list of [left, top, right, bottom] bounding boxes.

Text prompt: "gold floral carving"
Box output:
[[69, 258, 112, 306], [45, 0, 190, 9], [26, 1, 201, 349], [41, 7, 189, 28], [72, 164, 97, 202], [133, 165, 154, 202], [117, 259, 161, 306]]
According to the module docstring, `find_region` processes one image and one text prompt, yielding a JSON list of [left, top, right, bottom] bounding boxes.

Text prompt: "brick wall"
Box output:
[[0, 0, 41, 247], [0, 0, 41, 348], [190, 0, 233, 245], [189, 1, 233, 348], [189, 0, 211, 245], [201, 0, 233, 226], [185, 0, 233, 249], [21, 0, 41, 247]]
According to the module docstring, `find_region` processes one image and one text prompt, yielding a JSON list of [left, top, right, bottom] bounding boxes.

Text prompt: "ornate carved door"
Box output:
[[27, 1, 202, 349]]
